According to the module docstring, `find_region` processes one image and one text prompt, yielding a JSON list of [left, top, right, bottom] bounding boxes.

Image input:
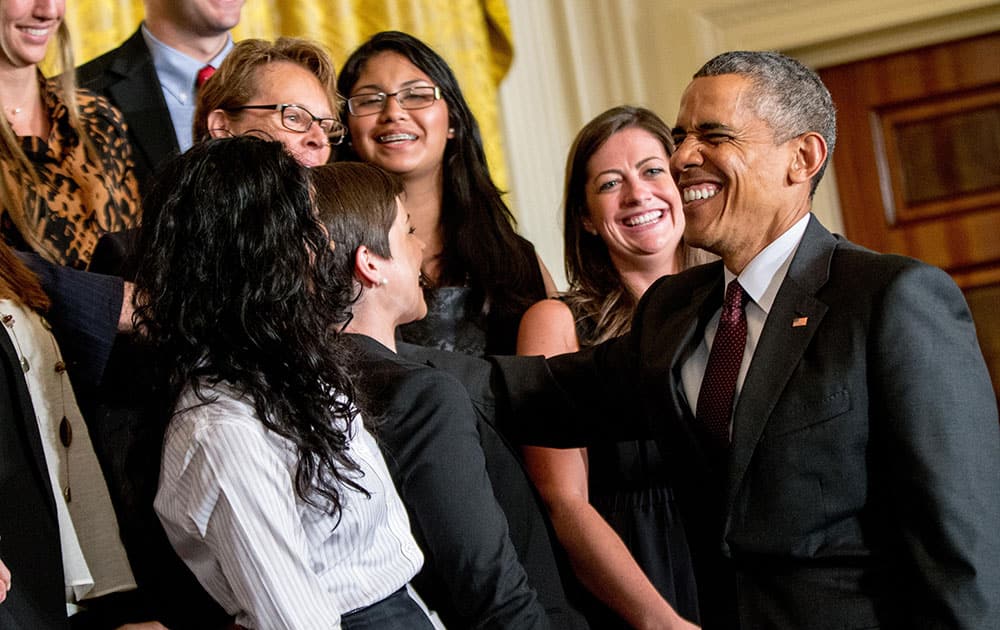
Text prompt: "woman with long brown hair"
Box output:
[[518, 106, 703, 630]]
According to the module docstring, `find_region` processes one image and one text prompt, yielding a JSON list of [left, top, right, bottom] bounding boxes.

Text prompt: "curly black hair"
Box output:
[[134, 136, 366, 516]]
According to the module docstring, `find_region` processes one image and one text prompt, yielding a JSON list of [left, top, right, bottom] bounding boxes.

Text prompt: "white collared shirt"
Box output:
[[680, 214, 811, 423], [155, 382, 423, 629]]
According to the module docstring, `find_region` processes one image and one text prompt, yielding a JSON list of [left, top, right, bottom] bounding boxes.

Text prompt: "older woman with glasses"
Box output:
[[336, 31, 557, 357], [89, 36, 342, 277], [195, 37, 342, 167]]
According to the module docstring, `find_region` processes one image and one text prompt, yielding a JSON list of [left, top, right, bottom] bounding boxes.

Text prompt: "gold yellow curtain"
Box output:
[[63, 0, 514, 191]]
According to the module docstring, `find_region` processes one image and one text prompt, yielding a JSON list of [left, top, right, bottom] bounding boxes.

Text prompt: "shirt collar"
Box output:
[[142, 23, 233, 102], [725, 213, 811, 315]]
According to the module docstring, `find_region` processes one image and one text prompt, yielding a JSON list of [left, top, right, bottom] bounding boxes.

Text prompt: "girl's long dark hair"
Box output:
[[134, 137, 365, 516], [336, 31, 544, 322]]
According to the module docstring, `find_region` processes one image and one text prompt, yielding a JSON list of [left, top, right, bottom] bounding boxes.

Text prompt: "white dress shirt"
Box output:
[[155, 381, 424, 629], [680, 214, 811, 425]]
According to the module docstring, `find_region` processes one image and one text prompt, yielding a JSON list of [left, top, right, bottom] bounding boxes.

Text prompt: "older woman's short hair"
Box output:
[[192, 37, 340, 142]]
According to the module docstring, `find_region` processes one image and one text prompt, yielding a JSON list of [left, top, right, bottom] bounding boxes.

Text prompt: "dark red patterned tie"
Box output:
[[696, 280, 748, 449], [196, 64, 216, 89]]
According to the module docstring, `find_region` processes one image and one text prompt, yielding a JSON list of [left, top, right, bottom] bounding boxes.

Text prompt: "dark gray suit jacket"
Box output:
[[398, 342, 591, 629], [500, 216, 1000, 629], [76, 27, 178, 198], [348, 335, 550, 629]]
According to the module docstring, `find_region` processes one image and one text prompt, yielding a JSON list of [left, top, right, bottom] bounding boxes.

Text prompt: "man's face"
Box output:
[[149, 0, 243, 37], [670, 74, 800, 268]]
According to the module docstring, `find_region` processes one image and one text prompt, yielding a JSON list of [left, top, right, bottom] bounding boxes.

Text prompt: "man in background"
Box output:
[[77, 0, 244, 196]]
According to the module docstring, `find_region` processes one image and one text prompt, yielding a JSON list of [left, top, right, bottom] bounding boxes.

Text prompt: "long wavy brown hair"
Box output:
[[0, 20, 94, 264], [562, 105, 694, 345], [0, 243, 50, 312]]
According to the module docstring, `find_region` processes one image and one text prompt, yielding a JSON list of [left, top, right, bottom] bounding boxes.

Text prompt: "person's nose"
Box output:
[[34, 0, 61, 19], [302, 120, 327, 147], [622, 176, 652, 207], [670, 137, 703, 173], [378, 94, 408, 122]]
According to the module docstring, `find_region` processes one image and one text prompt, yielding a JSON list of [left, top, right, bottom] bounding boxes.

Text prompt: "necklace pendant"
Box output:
[[20, 357, 29, 373], [64, 486, 71, 502]]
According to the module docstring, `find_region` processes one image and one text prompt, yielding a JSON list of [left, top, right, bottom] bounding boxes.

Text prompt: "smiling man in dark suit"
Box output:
[[502, 51, 1000, 629], [76, 0, 244, 197]]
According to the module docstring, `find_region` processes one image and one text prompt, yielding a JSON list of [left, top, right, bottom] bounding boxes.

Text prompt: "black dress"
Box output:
[[398, 237, 547, 356], [568, 304, 700, 628]]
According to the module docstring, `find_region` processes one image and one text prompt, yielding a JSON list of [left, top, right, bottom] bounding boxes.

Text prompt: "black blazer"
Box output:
[[499, 217, 1000, 629], [0, 332, 68, 629], [76, 27, 179, 198], [396, 341, 591, 629], [347, 335, 549, 629]]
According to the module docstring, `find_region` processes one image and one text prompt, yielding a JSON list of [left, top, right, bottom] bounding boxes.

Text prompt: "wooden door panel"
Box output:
[[820, 32, 1000, 403]]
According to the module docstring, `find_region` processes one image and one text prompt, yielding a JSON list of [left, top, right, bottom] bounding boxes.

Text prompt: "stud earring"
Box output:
[[379, 277, 389, 286]]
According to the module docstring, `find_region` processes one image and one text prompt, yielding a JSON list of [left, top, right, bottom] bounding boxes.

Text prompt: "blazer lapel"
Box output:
[[644, 263, 725, 474], [0, 331, 59, 520], [106, 30, 179, 169], [725, 217, 837, 512]]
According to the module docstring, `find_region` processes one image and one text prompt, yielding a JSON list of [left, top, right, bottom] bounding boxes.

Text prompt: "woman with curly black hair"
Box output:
[[336, 31, 556, 356], [133, 136, 431, 629]]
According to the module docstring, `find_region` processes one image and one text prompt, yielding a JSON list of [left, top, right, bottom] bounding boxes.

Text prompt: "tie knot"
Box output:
[[196, 64, 216, 89], [722, 280, 746, 318]]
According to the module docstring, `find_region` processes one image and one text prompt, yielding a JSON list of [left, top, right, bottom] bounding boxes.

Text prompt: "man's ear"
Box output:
[[353, 245, 382, 288], [788, 131, 827, 185], [206, 110, 232, 138]]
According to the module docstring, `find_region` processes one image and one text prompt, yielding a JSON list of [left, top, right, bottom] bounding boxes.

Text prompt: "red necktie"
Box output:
[[696, 280, 748, 449], [196, 64, 216, 89]]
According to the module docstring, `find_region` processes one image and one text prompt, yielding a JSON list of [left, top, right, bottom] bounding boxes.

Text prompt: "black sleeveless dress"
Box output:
[[398, 237, 547, 357], [568, 303, 701, 628]]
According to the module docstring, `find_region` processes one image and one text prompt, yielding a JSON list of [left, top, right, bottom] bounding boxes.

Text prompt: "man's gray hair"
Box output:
[[695, 51, 837, 195]]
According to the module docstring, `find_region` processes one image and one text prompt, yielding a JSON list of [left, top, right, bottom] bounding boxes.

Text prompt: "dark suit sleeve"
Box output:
[[88, 229, 139, 279], [16, 252, 122, 393], [873, 263, 1000, 628], [376, 366, 550, 630], [493, 319, 655, 448]]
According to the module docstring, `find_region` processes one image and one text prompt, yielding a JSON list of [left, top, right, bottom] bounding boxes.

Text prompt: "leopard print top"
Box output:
[[1, 78, 140, 269]]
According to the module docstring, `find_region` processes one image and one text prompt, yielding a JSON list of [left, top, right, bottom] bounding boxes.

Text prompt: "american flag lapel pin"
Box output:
[[792, 316, 808, 328]]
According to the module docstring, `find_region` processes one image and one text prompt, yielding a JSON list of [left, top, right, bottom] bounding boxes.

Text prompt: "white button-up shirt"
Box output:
[[155, 381, 423, 629]]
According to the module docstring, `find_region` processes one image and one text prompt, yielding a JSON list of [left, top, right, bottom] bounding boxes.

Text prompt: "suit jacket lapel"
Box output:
[[725, 217, 837, 513], [645, 263, 725, 475], [0, 331, 59, 520], [106, 29, 179, 170]]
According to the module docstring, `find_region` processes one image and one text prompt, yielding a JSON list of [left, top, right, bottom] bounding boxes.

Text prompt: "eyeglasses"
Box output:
[[225, 103, 345, 145], [346, 86, 442, 117]]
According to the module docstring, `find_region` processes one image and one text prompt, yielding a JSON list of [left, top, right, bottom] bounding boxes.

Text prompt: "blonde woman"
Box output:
[[0, 0, 139, 269]]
